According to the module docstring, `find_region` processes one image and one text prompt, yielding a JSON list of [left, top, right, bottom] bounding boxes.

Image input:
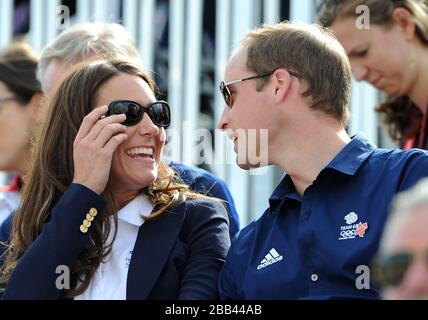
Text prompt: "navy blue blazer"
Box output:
[[2, 184, 230, 300]]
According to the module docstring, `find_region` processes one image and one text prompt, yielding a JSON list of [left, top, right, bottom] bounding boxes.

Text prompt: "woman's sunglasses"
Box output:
[[107, 100, 171, 128], [372, 249, 428, 287]]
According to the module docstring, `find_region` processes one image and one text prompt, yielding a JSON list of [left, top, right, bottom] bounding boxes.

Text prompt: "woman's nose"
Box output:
[[351, 61, 369, 82], [137, 113, 160, 136]]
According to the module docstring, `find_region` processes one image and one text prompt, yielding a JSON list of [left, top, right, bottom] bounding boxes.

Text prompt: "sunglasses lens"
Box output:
[[108, 101, 142, 126], [380, 252, 412, 287], [220, 81, 231, 106], [125, 102, 142, 125], [147, 101, 171, 128]]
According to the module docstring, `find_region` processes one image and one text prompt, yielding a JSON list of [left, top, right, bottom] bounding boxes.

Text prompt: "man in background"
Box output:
[[376, 178, 428, 300]]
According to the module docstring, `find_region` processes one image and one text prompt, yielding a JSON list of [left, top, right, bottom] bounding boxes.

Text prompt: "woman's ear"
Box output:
[[392, 7, 416, 41], [28, 92, 46, 124]]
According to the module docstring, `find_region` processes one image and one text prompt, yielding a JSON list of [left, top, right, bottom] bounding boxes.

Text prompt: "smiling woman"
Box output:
[[0, 59, 230, 300]]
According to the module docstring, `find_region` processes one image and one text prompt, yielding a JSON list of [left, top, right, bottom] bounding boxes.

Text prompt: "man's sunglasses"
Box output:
[[219, 70, 301, 107], [107, 100, 171, 128], [372, 249, 428, 287]]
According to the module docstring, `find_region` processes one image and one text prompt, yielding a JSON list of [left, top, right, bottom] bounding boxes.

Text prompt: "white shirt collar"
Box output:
[[117, 194, 154, 227]]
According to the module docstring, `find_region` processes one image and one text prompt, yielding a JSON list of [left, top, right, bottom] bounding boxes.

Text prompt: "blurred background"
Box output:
[[0, 0, 395, 227]]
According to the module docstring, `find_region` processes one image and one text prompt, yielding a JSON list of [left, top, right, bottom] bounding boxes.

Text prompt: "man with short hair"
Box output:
[[375, 177, 428, 300], [37, 23, 142, 94], [217, 22, 428, 299]]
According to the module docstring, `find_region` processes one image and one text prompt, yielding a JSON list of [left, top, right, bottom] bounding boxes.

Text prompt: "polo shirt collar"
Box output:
[[118, 194, 154, 227], [324, 133, 376, 176], [270, 174, 295, 202]]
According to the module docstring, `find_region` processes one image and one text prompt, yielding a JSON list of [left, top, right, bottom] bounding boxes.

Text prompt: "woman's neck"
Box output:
[[409, 45, 428, 113], [116, 189, 140, 209]]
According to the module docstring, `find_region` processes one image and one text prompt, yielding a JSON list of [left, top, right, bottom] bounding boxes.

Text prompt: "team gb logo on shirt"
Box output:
[[338, 212, 368, 240]]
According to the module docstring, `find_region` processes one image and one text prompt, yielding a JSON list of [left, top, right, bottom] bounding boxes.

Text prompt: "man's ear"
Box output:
[[272, 69, 294, 102], [392, 7, 416, 41], [28, 92, 46, 124]]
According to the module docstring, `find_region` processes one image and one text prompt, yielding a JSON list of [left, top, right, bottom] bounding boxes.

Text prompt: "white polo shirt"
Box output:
[[75, 194, 153, 300]]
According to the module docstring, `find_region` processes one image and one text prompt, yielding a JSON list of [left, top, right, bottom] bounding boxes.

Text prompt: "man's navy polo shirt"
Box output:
[[219, 134, 428, 300]]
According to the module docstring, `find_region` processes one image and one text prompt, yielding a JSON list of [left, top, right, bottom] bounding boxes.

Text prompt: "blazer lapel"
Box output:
[[126, 202, 187, 300]]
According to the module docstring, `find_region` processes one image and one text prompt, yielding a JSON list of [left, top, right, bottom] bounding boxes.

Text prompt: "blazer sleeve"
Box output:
[[178, 199, 231, 300], [2, 184, 106, 300], [196, 177, 240, 240]]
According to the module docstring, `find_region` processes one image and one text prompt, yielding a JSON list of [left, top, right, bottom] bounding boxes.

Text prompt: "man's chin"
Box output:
[[236, 162, 252, 170], [236, 158, 261, 170]]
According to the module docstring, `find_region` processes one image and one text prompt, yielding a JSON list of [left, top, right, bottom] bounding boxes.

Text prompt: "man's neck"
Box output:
[[274, 123, 350, 196]]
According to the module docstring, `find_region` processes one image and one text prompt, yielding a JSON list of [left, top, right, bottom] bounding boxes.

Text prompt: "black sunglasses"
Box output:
[[219, 70, 301, 107], [373, 249, 428, 287], [107, 100, 171, 128]]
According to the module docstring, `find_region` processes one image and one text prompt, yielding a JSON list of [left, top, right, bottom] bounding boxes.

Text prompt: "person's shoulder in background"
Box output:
[[170, 162, 240, 239]]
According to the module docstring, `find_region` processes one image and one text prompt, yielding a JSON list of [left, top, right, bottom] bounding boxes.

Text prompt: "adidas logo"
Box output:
[[257, 248, 283, 270]]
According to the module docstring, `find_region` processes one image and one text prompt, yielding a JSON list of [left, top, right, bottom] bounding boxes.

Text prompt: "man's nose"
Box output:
[[218, 107, 230, 131]]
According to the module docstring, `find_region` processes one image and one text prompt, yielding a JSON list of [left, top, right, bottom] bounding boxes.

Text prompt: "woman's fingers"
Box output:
[[86, 113, 127, 141], [75, 105, 109, 142], [92, 123, 127, 148], [72, 106, 129, 195], [103, 133, 129, 154]]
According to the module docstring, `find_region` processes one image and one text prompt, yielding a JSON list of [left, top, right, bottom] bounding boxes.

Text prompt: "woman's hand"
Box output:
[[72, 105, 128, 194]]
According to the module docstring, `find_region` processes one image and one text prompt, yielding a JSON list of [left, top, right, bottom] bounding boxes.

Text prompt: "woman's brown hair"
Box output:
[[0, 41, 41, 103], [0, 59, 208, 297], [318, 0, 428, 143]]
